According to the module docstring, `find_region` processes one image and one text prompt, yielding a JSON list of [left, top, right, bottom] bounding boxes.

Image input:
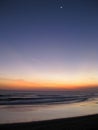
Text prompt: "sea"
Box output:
[[0, 88, 98, 124]]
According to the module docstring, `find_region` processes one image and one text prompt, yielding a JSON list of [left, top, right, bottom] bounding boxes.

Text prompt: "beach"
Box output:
[[0, 0, 98, 129], [0, 114, 98, 130], [0, 90, 98, 125]]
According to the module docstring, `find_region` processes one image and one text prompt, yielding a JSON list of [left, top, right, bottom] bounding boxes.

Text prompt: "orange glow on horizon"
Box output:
[[0, 77, 98, 90]]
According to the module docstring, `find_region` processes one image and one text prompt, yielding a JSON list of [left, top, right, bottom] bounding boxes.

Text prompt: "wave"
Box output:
[[0, 90, 98, 105]]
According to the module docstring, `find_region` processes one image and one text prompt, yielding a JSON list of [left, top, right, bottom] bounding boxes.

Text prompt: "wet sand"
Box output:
[[0, 114, 98, 130]]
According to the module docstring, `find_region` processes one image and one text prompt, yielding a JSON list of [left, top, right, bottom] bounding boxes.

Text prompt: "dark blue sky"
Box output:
[[0, 0, 98, 88]]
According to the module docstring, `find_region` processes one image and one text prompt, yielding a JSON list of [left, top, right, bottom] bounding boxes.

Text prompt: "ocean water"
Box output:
[[0, 89, 98, 124]]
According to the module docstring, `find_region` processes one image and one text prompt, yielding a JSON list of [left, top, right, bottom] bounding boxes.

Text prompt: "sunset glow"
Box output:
[[0, 0, 98, 90]]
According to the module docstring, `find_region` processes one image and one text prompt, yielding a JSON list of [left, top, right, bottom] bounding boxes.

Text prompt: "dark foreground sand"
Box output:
[[0, 114, 98, 130]]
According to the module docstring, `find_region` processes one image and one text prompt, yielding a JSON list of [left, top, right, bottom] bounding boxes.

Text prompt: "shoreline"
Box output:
[[0, 114, 98, 130]]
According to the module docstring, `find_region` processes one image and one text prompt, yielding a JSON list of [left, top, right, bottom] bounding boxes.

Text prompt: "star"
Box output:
[[60, 6, 63, 9]]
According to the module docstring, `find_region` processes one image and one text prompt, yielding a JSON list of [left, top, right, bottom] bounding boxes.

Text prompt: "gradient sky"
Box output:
[[0, 0, 98, 89]]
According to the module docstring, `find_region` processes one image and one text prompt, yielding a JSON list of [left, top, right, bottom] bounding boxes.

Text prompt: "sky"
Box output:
[[0, 0, 98, 90]]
